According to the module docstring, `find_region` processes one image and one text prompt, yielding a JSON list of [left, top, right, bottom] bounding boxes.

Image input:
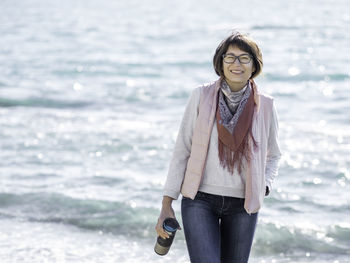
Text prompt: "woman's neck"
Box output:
[[225, 79, 248, 92]]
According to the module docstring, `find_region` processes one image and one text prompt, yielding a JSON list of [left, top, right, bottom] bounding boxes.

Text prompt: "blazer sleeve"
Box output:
[[162, 88, 200, 199], [265, 100, 282, 190]]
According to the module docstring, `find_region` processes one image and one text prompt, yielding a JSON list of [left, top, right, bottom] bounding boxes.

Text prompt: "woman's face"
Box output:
[[223, 45, 255, 91]]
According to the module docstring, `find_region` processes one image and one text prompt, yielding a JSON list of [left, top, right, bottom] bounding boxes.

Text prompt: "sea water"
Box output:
[[0, 0, 349, 262]]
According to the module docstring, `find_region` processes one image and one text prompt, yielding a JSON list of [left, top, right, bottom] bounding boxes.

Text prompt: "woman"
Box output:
[[155, 31, 281, 263]]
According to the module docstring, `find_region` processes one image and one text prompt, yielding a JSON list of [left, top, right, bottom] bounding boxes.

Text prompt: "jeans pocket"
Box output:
[[195, 191, 205, 199], [195, 191, 214, 202]]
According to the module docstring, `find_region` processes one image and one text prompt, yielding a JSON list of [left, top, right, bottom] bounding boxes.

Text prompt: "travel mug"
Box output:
[[154, 217, 180, 256]]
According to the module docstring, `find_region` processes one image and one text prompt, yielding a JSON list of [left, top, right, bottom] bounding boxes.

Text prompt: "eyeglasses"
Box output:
[[222, 53, 252, 64]]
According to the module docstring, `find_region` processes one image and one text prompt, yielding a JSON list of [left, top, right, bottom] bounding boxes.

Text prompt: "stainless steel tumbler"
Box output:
[[154, 217, 180, 256]]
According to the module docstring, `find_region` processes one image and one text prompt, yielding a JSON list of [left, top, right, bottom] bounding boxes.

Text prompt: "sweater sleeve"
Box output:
[[265, 100, 282, 190], [162, 87, 200, 199]]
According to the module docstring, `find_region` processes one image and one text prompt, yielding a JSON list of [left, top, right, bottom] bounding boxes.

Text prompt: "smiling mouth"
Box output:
[[230, 70, 243, 74]]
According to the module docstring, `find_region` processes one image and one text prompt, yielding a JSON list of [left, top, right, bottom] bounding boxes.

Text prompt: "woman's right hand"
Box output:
[[155, 200, 181, 239]]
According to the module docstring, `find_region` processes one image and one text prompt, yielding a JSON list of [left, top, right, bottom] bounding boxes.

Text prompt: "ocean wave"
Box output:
[[0, 192, 349, 256], [0, 97, 91, 109], [254, 222, 350, 256], [265, 72, 350, 82], [0, 192, 158, 238], [266, 196, 348, 214], [252, 24, 301, 31]]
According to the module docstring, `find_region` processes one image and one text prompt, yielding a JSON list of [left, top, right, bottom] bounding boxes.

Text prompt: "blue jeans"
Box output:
[[181, 191, 258, 263]]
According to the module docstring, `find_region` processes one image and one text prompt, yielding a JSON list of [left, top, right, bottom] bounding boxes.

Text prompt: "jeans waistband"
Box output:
[[196, 191, 244, 201]]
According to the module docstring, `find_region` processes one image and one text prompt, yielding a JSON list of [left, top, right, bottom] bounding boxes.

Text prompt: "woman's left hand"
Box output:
[[265, 186, 270, 196]]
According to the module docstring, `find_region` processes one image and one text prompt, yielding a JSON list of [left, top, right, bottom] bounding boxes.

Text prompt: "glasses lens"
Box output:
[[223, 55, 236, 63], [238, 55, 251, 64]]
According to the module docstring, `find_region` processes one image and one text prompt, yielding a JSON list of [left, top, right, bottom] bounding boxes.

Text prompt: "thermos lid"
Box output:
[[163, 218, 180, 232]]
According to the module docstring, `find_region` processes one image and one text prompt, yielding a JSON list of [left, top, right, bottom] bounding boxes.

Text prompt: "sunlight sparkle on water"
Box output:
[[313, 178, 322, 184], [288, 67, 300, 76]]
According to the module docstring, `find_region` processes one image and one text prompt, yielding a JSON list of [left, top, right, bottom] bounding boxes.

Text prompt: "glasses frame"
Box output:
[[222, 53, 253, 64]]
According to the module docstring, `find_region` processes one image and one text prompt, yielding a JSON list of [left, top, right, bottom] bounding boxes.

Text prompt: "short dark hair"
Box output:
[[213, 31, 263, 79]]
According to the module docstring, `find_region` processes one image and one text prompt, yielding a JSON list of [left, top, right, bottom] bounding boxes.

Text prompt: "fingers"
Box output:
[[155, 218, 168, 239], [155, 224, 170, 239]]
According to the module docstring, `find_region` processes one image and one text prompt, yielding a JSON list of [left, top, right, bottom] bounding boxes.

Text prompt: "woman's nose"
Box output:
[[233, 58, 242, 65]]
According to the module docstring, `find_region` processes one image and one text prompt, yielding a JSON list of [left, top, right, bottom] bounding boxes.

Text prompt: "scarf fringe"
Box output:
[[218, 126, 258, 175]]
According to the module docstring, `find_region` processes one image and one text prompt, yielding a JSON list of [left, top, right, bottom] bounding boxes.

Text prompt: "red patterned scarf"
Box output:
[[216, 80, 258, 174]]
